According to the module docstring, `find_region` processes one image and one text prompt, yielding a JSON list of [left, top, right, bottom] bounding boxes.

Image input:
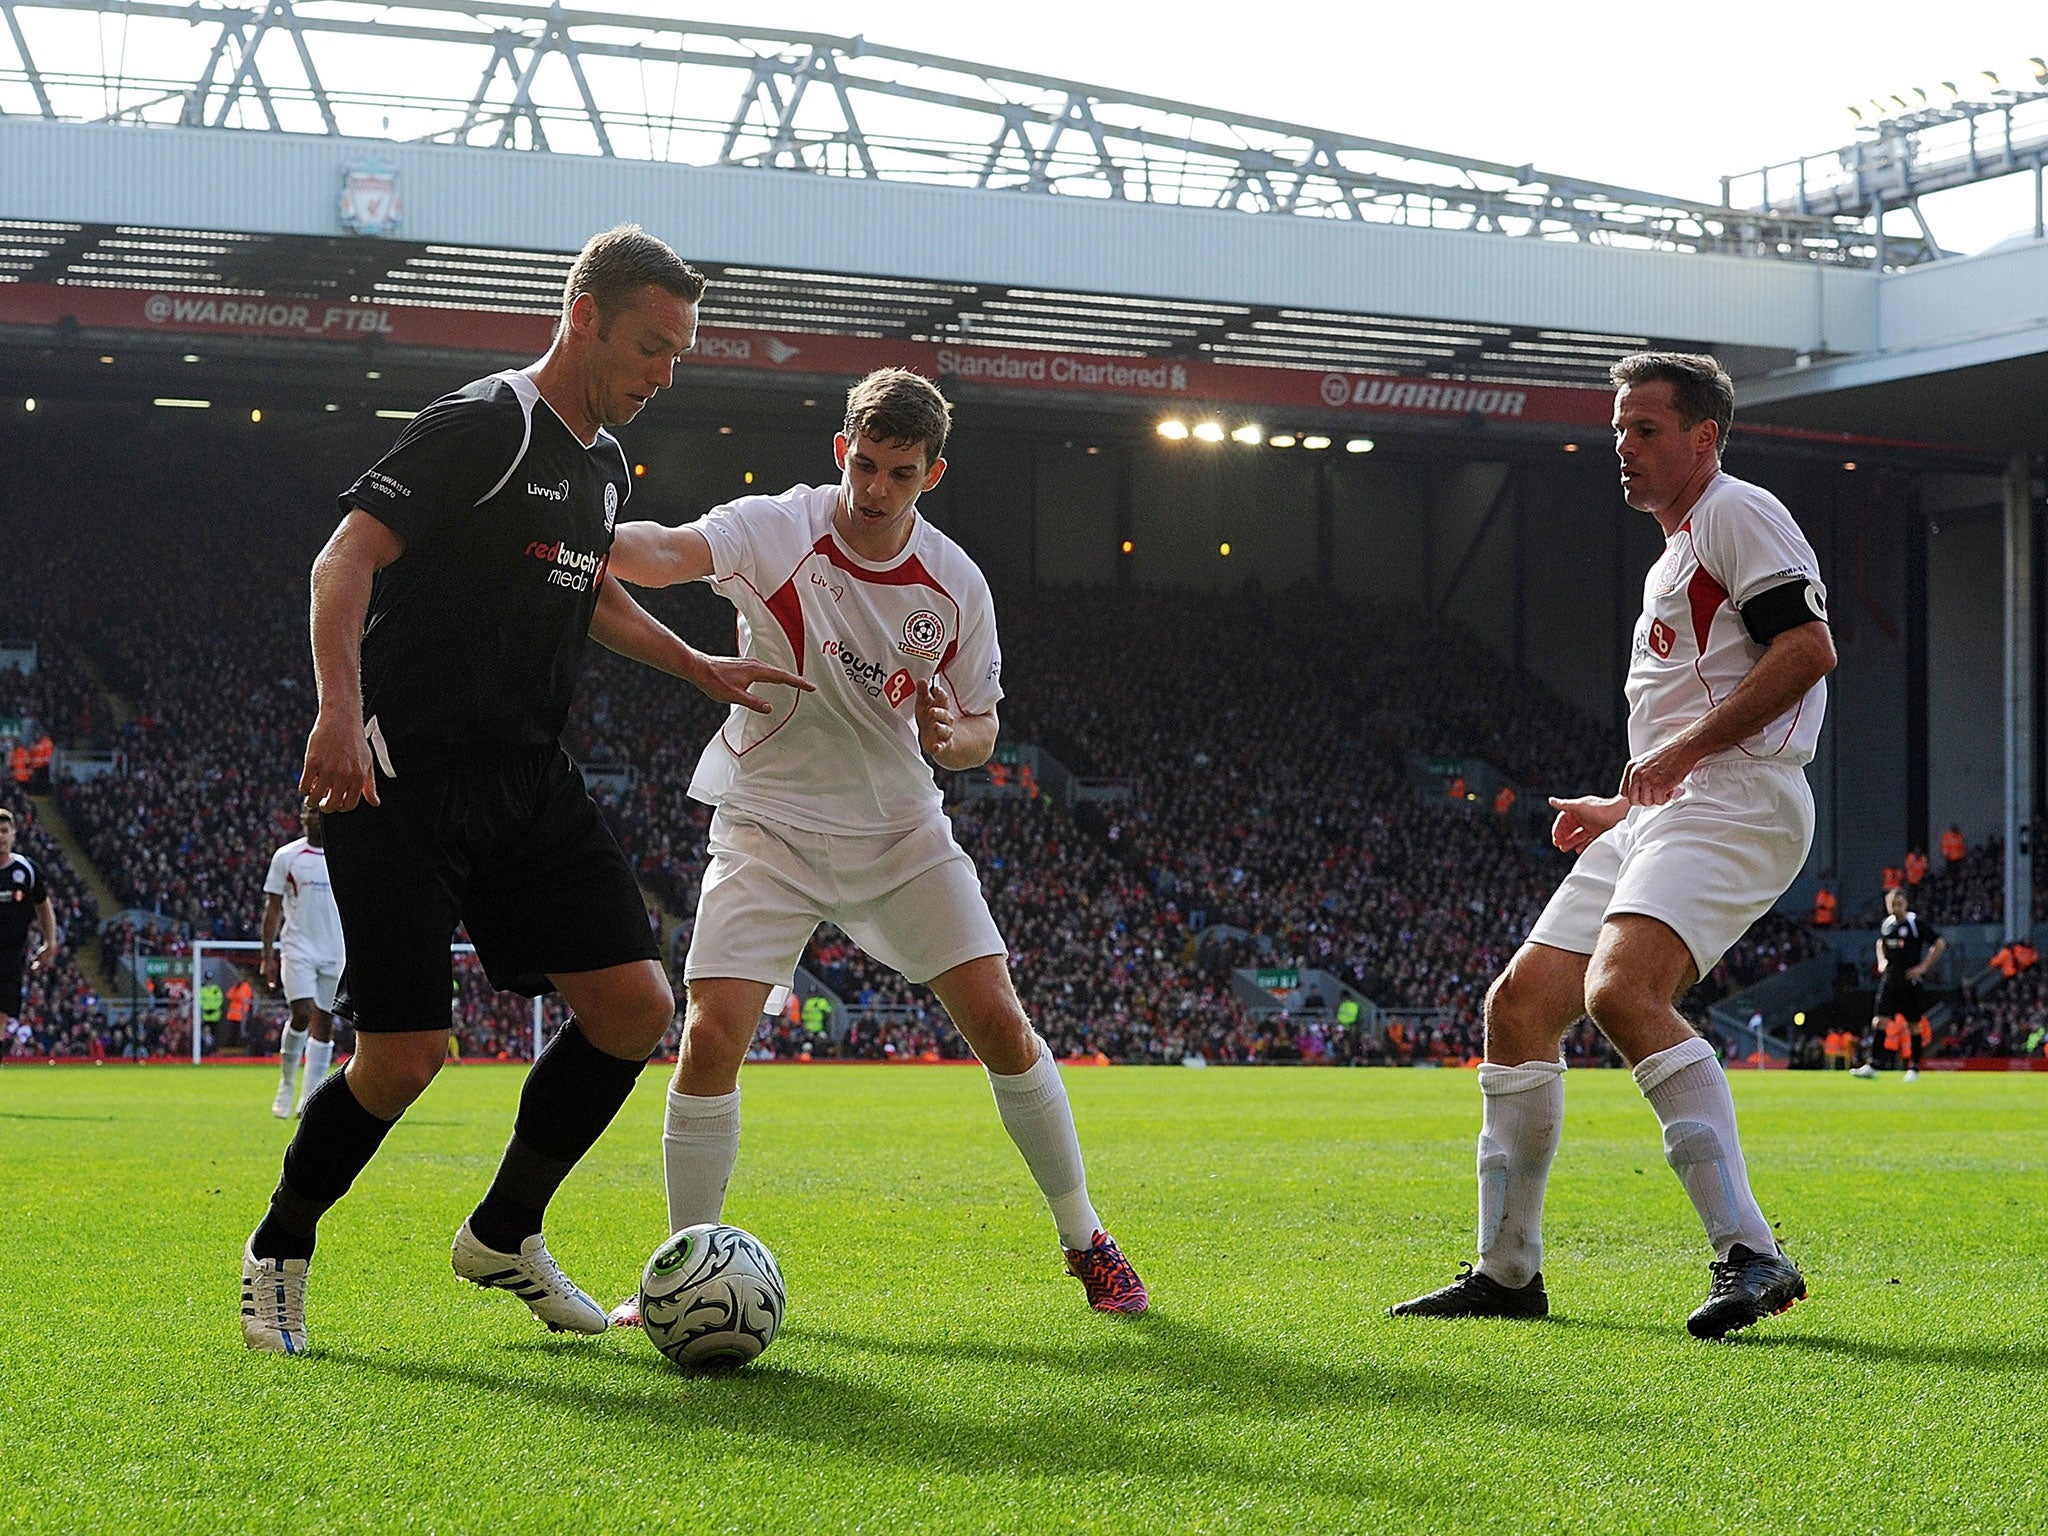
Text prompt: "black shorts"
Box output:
[[323, 744, 660, 1033], [0, 957, 22, 1017], [1874, 980, 1925, 1025]]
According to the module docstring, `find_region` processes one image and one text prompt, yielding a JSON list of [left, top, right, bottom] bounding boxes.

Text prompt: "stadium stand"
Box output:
[[1, 430, 2034, 1064]]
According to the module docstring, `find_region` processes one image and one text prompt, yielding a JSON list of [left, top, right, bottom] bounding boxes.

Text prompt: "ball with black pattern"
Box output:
[[638, 1222, 786, 1369]]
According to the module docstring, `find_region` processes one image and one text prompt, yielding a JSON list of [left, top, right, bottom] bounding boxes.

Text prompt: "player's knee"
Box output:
[[622, 977, 677, 1044], [1483, 963, 1555, 1045], [1582, 966, 1650, 1034], [353, 1041, 444, 1110]]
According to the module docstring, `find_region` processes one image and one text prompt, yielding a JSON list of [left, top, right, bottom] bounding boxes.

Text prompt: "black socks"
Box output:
[[250, 1070, 398, 1262], [467, 1021, 647, 1253]]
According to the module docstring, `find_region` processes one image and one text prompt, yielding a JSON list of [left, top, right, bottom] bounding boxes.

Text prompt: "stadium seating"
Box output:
[[2, 432, 2023, 1063]]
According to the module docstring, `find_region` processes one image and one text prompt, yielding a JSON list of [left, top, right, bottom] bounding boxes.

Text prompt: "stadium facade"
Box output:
[[1, 13, 2041, 929]]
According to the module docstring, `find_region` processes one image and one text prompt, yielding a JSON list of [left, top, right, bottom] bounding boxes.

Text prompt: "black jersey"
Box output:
[[0, 853, 47, 954], [340, 371, 631, 774], [1878, 912, 1939, 979]]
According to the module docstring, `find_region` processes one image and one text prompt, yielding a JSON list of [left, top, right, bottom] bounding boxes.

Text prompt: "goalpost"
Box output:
[[186, 939, 546, 1065]]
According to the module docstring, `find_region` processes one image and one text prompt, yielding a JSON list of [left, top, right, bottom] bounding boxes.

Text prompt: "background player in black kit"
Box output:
[[241, 225, 809, 1354], [1855, 886, 1945, 1083], [0, 808, 57, 1050]]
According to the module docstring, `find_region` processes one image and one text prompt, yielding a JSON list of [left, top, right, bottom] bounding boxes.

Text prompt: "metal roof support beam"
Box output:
[[717, 57, 784, 164], [454, 30, 521, 145], [498, 27, 555, 151], [178, 11, 248, 128], [0, 0, 53, 117], [814, 49, 876, 178], [275, 0, 338, 135], [207, 2, 288, 132], [0, 1, 1892, 262], [542, 2, 612, 158]]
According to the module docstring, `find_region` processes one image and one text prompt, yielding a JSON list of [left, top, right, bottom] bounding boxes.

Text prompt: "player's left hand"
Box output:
[[690, 655, 814, 714], [1620, 740, 1699, 807], [25, 947, 45, 975], [916, 678, 956, 762]]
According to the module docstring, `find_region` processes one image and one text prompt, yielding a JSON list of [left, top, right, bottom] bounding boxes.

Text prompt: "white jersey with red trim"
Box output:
[[1626, 471, 1828, 767], [262, 837, 346, 964], [687, 483, 1003, 835]]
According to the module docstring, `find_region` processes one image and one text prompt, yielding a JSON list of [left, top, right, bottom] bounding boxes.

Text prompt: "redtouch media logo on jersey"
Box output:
[[526, 540, 604, 591], [821, 638, 909, 703]]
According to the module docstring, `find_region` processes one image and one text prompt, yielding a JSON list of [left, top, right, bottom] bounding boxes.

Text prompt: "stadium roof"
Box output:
[[0, 220, 1687, 389]]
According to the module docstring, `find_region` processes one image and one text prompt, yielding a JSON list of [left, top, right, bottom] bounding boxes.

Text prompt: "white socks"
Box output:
[[300, 1039, 335, 1105], [1473, 1060, 1565, 1288], [1634, 1037, 1777, 1259], [663, 1086, 741, 1233], [986, 1041, 1102, 1251], [278, 1025, 308, 1089]]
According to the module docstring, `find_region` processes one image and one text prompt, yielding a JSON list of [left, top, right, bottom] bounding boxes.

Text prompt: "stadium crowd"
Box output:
[[2, 435, 2038, 1067]]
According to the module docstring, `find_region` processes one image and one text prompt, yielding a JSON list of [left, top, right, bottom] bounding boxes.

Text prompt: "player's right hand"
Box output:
[[262, 956, 280, 989], [301, 712, 379, 812], [1547, 794, 1626, 854]]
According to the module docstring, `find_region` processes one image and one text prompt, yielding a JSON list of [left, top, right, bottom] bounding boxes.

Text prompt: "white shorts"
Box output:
[[281, 954, 343, 1013], [1527, 759, 1815, 977], [685, 807, 1005, 989]]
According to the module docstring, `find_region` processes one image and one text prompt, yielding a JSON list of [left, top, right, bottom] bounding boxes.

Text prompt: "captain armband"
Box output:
[[1739, 579, 1828, 645]]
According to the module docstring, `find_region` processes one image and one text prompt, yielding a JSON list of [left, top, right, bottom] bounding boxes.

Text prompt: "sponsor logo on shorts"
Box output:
[[902, 610, 945, 659]]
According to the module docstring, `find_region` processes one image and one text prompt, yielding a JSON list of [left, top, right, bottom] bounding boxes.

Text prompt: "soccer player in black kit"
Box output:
[[1854, 886, 1945, 1083], [0, 808, 57, 1050], [241, 226, 809, 1353]]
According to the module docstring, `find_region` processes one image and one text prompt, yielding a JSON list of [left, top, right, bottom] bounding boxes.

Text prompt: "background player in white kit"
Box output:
[[1391, 352, 1836, 1339], [606, 368, 1147, 1314], [262, 797, 346, 1117]]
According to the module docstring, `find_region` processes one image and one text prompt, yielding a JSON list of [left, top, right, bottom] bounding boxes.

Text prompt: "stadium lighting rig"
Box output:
[[1728, 53, 2048, 258]]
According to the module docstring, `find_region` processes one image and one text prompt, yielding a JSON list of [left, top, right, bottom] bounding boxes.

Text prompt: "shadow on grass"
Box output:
[[0, 1111, 119, 1122], [319, 1310, 1596, 1516], [1547, 1314, 2048, 1370]]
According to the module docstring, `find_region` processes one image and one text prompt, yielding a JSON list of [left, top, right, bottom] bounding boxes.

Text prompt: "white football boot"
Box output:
[[1903, 1069, 1919, 1082], [271, 1079, 296, 1119], [450, 1220, 608, 1334], [241, 1242, 310, 1354]]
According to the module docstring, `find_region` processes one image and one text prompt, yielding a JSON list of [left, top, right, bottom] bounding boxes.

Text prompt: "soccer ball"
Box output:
[[638, 1222, 786, 1369]]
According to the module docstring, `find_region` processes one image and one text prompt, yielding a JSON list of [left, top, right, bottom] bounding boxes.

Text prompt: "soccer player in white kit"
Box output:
[[262, 798, 347, 1118], [605, 368, 1147, 1314], [1391, 353, 1835, 1339]]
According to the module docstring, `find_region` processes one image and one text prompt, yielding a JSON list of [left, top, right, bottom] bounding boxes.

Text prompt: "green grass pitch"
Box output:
[[2, 1062, 2042, 1534]]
